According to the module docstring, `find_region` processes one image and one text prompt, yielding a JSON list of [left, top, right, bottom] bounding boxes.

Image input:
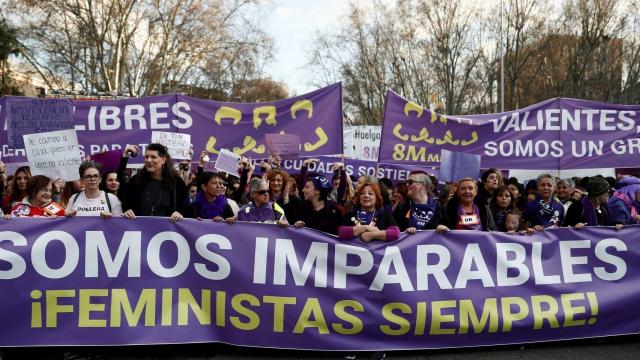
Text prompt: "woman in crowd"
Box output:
[[489, 186, 517, 232], [2, 166, 31, 213], [392, 171, 442, 233], [120, 143, 189, 222], [3, 175, 14, 201], [612, 176, 640, 217], [565, 176, 621, 228], [475, 168, 503, 207], [266, 168, 300, 221], [523, 174, 564, 232], [506, 177, 526, 211], [237, 177, 287, 225], [338, 183, 399, 242], [59, 180, 85, 208], [65, 161, 122, 217], [438, 177, 495, 232], [9, 175, 65, 217], [293, 174, 342, 235], [100, 170, 121, 197], [192, 171, 235, 222], [556, 178, 576, 213]]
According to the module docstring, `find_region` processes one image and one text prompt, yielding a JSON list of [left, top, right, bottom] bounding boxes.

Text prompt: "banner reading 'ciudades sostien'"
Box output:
[[0, 83, 343, 162], [379, 91, 640, 169], [1, 218, 639, 350]]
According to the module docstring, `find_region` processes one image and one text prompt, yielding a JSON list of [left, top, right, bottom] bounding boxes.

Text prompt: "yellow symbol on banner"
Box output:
[[431, 112, 447, 124], [232, 136, 266, 155], [404, 101, 423, 117], [253, 106, 277, 129], [304, 127, 328, 151], [205, 136, 220, 154], [436, 130, 460, 145], [291, 100, 313, 119], [214, 106, 242, 126], [461, 131, 479, 146], [410, 128, 435, 144], [392, 123, 409, 141]]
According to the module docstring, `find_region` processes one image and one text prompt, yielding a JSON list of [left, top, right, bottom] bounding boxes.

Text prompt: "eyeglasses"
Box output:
[[407, 179, 425, 186], [253, 190, 269, 195], [82, 174, 101, 180]]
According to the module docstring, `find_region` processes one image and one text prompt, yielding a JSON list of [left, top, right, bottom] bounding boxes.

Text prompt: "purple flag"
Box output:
[[380, 91, 640, 169], [0, 84, 343, 163], [1, 218, 638, 350]]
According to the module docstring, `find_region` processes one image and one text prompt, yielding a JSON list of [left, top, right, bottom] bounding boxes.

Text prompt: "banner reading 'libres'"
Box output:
[[0, 83, 343, 162], [380, 91, 640, 169], [1, 218, 638, 350]]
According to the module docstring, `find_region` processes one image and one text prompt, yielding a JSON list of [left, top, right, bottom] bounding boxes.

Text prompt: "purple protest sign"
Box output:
[[265, 133, 300, 158], [0, 83, 343, 163], [5, 98, 74, 149], [380, 91, 640, 169], [2, 218, 637, 350]]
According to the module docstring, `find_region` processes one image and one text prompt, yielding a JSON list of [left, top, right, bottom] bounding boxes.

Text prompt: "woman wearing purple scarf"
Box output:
[[191, 172, 234, 222], [564, 176, 623, 229]]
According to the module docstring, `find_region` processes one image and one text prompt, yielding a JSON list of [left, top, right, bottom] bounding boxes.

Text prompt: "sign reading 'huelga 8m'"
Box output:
[[0, 218, 639, 350], [379, 91, 640, 169], [0, 83, 343, 162]]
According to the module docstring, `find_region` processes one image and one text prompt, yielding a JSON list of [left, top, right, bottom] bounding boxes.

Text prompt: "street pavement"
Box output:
[[3, 335, 640, 359]]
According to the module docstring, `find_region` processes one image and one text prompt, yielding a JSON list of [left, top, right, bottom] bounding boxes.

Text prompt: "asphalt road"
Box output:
[[3, 335, 640, 360]]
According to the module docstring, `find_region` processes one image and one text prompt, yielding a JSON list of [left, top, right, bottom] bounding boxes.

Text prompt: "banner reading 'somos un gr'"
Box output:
[[1, 218, 639, 350], [379, 91, 640, 169], [0, 83, 343, 162]]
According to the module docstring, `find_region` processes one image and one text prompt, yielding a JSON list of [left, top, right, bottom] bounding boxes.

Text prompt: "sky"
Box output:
[[263, 0, 363, 95]]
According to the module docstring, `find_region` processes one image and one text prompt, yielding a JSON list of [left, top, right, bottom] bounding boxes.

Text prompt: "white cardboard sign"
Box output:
[[151, 131, 191, 160], [24, 129, 83, 181], [214, 149, 241, 177]]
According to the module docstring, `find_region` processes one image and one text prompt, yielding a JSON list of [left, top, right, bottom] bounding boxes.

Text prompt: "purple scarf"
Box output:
[[581, 196, 609, 226], [194, 192, 228, 219]]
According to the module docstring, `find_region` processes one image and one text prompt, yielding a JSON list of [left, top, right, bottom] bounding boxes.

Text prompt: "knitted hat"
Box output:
[[586, 176, 610, 198]]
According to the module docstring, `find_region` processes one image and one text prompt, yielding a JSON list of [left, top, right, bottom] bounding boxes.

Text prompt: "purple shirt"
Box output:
[[237, 201, 286, 223]]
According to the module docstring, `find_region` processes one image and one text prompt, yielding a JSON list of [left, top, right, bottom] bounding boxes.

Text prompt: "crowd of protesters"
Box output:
[[1, 143, 639, 237]]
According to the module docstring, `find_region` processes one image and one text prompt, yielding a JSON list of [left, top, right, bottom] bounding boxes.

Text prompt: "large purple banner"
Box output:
[[380, 91, 640, 169], [0, 84, 343, 163], [1, 218, 639, 350]]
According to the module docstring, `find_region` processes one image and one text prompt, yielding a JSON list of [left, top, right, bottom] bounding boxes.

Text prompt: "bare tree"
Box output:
[[6, 0, 274, 97]]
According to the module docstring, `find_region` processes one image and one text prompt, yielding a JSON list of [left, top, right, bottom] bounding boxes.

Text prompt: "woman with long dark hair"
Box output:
[[120, 143, 189, 222], [2, 166, 31, 213]]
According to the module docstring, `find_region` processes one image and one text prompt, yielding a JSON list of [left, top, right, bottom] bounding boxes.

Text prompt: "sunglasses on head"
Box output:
[[253, 189, 269, 195]]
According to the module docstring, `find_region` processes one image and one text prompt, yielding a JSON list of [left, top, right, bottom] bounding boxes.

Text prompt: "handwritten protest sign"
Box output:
[[439, 149, 482, 182], [23, 129, 83, 181], [214, 148, 240, 177], [265, 133, 300, 158], [6, 98, 74, 149], [151, 131, 191, 160]]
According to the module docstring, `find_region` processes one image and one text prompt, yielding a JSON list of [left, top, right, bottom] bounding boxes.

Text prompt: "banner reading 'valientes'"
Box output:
[[1, 218, 639, 350], [379, 91, 640, 169], [0, 83, 343, 163]]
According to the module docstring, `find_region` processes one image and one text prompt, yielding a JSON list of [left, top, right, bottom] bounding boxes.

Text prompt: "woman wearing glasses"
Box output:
[[9, 175, 65, 217], [65, 161, 122, 217], [392, 171, 442, 233], [237, 178, 287, 225]]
